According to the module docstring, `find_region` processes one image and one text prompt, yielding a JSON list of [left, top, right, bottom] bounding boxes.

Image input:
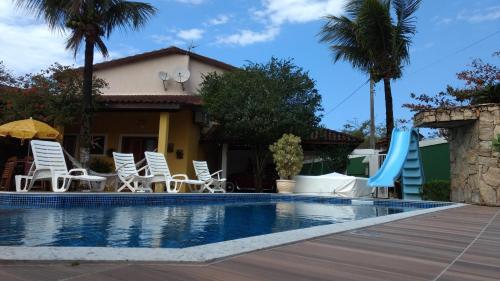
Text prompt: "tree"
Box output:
[[0, 62, 106, 127], [342, 118, 410, 148], [403, 52, 500, 112], [320, 0, 421, 143], [200, 58, 323, 191], [15, 0, 156, 165], [318, 8, 376, 149]]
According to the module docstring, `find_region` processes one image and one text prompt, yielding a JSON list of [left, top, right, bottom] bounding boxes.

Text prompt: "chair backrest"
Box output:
[[145, 152, 172, 179], [113, 152, 138, 178], [31, 140, 68, 175], [1, 156, 17, 190], [193, 161, 212, 181]]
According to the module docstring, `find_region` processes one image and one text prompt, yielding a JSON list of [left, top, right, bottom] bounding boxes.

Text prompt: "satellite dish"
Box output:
[[173, 68, 190, 83], [158, 71, 170, 81]]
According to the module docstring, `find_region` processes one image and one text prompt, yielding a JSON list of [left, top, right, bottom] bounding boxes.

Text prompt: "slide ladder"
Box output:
[[368, 128, 425, 200], [401, 133, 424, 200]]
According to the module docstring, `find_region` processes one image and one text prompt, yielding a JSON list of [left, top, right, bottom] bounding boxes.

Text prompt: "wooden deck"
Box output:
[[0, 205, 498, 281]]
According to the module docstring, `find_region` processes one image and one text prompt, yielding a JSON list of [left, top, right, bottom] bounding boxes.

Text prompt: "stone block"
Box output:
[[451, 110, 464, 121], [480, 110, 494, 123], [463, 109, 475, 119], [422, 114, 436, 124], [482, 167, 500, 187], [494, 125, 500, 136], [478, 141, 492, 157], [479, 184, 497, 206], [478, 156, 497, 167], [471, 191, 480, 204], [479, 124, 494, 141], [436, 111, 451, 122], [467, 152, 477, 165]]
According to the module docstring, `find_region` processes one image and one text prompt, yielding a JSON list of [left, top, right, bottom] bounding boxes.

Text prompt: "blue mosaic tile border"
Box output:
[[0, 193, 454, 209], [372, 199, 453, 208], [0, 193, 351, 208]]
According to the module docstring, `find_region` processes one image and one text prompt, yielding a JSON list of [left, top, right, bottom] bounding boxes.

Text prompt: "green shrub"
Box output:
[[89, 157, 114, 173], [493, 134, 500, 152], [422, 180, 451, 202], [269, 134, 304, 180]]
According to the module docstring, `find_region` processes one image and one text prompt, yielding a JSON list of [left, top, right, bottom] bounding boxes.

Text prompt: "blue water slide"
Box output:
[[368, 128, 424, 200]]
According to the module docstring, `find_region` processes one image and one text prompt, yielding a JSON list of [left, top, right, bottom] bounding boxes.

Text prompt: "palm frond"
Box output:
[[65, 28, 84, 57], [94, 37, 109, 57], [319, 15, 371, 72], [393, 0, 421, 65], [15, 0, 71, 31], [102, 1, 157, 36]]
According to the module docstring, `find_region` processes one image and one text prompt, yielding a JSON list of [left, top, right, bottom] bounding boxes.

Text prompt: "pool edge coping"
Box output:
[[0, 203, 466, 262]]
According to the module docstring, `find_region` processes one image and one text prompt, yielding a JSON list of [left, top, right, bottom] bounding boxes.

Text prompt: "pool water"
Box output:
[[0, 202, 414, 248]]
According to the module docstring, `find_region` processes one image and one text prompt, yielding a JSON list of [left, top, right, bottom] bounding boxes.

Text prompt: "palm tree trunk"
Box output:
[[369, 76, 376, 149], [80, 37, 95, 167], [253, 145, 268, 193], [383, 77, 394, 143]]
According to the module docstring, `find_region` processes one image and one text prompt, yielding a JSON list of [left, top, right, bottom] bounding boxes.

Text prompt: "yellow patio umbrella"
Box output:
[[0, 118, 61, 141]]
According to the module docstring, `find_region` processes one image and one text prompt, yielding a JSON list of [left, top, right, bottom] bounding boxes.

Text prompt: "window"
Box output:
[[121, 136, 157, 161]]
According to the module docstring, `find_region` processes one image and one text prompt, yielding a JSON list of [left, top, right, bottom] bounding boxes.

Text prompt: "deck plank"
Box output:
[[0, 205, 498, 281]]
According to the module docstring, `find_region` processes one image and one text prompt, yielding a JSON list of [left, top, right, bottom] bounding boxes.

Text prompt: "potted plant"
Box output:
[[269, 134, 304, 193]]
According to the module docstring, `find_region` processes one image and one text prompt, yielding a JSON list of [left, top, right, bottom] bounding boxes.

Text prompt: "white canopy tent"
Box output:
[[294, 173, 373, 198]]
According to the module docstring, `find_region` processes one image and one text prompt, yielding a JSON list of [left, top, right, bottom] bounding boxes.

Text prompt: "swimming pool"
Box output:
[[0, 193, 460, 261]]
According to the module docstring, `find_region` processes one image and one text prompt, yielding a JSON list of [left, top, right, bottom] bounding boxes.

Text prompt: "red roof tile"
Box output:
[[92, 46, 236, 72], [98, 94, 202, 106]]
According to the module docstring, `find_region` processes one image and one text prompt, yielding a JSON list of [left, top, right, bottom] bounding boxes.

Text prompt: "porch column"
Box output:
[[221, 143, 228, 178], [158, 112, 170, 155], [156, 112, 170, 192]]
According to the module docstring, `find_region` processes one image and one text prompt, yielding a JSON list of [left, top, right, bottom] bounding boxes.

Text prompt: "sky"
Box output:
[[0, 0, 499, 131]]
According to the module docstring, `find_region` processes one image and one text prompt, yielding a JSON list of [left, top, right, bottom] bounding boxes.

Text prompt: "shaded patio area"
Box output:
[[0, 205, 498, 281]]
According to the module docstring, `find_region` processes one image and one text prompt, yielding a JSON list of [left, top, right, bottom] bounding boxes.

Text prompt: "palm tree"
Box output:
[[318, 10, 377, 149], [15, 0, 156, 165], [320, 0, 421, 142]]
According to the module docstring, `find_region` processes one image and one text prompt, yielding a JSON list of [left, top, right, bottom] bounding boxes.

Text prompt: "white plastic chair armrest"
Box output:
[[211, 170, 223, 179], [68, 168, 88, 176], [137, 165, 149, 173], [172, 174, 188, 180]]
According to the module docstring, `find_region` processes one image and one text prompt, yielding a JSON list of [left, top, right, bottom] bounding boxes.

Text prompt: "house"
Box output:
[[62, 47, 362, 190], [63, 47, 235, 180]]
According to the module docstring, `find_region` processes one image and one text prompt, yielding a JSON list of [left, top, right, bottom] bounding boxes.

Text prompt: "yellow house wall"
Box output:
[[65, 110, 202, 181]]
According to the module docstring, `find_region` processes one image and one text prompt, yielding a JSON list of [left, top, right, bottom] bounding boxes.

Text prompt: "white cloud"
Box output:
[[206, 15, 230, 26], [0, 2, 73, 74], [151, 34, 184, 46], [457, 6, 500, 23], [173, 0, 205, 5], [177, 28, 205, 41], [432, 16, 453, 25], [255, 0, 345, 25], [215, 26, 280, 46], [216, 0, 345, 46]]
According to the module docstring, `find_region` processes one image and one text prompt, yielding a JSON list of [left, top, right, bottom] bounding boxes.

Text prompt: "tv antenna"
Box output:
[[187, 41, 199, 54]]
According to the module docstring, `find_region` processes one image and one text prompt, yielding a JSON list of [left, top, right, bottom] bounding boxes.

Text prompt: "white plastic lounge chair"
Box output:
[[193, 161, 226, 193], [15, 140, 106, 192], [113, 152, 153, 192], [145, 151, 190, 193]]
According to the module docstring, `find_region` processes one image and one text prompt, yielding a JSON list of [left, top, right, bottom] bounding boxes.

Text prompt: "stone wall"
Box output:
[[414, 104, 500, 206]]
